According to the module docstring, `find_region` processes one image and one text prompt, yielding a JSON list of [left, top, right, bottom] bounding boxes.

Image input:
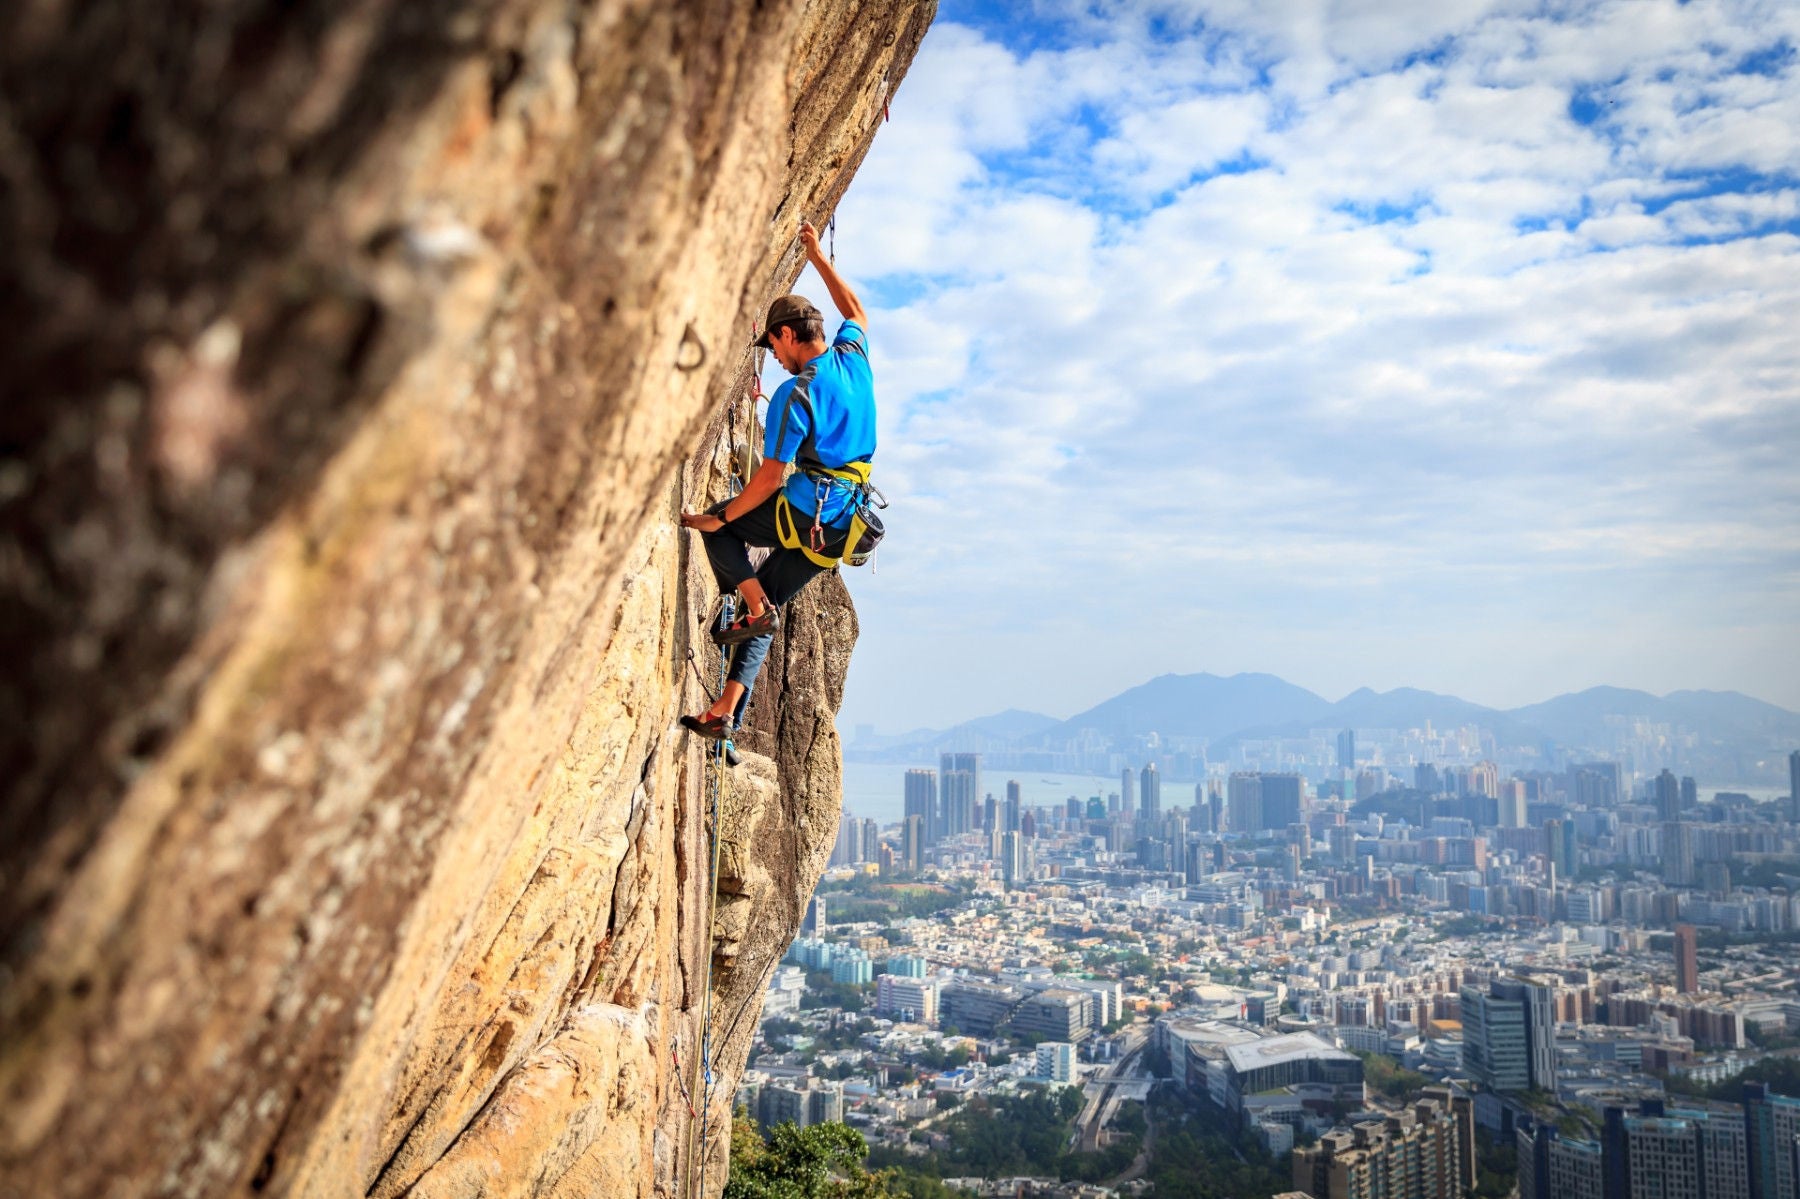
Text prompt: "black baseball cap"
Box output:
[[753, 294, 822, 348]]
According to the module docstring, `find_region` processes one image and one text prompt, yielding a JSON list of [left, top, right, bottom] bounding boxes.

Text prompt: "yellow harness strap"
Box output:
[[774, 460, 873, 569]]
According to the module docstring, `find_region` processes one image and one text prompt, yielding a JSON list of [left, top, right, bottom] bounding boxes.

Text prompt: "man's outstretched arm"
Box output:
[[680, 456, 786, 531], [800, 219, 866, 329]]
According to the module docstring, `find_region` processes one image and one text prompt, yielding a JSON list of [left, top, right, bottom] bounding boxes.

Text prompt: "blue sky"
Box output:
[[775, 0, 1800, 733]]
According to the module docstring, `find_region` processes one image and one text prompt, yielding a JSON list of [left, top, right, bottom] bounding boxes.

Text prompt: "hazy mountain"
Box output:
[[959, 708, 1063, 738], [1659, 690, 1800, 739], [1050, 672, 1332, 743], [847, 708, 1059, 760], [847, 676, 1798, 780], [1225, 686, 1546, 749], [1505, 686, 1677, 746], [1506, 686, 1800, 757]]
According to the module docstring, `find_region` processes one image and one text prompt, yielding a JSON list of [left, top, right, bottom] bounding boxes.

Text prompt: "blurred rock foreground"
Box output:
[[0, 2, 932, 1195]]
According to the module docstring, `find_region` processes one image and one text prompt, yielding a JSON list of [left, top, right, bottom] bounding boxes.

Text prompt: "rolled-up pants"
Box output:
[[701, 492, 848, 719]]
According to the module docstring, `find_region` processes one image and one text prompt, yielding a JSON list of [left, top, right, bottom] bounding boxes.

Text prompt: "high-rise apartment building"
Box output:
[[1293, 1090, 1475, 1199], [1665, 822, 1697, 887], [1525, 1095, 1782, 1199], [900, 815, 924, 873], [1790, 750, 1800, 824], [1500, 780, 1530, 828], [1745, 1082, 1800, 1199], [1545, 818, 1576, 881], [904, 768, 937, 845], [1140, 763, 1161, 820], [1261, 773, 1304, 830], [1001, 830, 1026, 889], [1228, 772, 1262, 834], [1519, 1126, 1605, 1199], [1655, 769, 1683, 821], [939, 753, 980, 838], [1624, 1106, 1747, 1199], [1674, 924, 1699, 994]]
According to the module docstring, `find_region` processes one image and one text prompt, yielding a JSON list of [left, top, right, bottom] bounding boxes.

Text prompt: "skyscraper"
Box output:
[[1744, 1081, 1800, 1199], [901, 815, 924, 873], [1544, 818, 1576, 880], [1001, 830, 1026, 889], [1337, 729, 1356, 771], [981, 792, 997, 835], [940, 752, 979, 838], [1664, 822, 1697, 887], [1005, 780, 1022, 833], [904, 768, 937, 845], [1499, 780, 1529, 829], [1261, 773, 1304, 830], [1227, 772, 1261, 834], [1120, 768, 1136, 814], [1674, 924, 1699, 994], [1140, 763, 1160, 820], [1790, 750, 1800, 823], [1655, 769, 1682, 821]]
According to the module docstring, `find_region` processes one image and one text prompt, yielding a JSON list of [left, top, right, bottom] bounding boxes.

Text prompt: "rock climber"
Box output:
[[679, 218, 875, 740]]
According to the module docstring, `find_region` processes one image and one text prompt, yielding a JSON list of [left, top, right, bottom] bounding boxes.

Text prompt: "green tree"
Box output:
[[725, 1116, 898, 1199]]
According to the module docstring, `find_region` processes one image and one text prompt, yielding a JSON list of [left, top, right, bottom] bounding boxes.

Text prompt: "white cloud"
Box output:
[[819, 0, 1800, 730]]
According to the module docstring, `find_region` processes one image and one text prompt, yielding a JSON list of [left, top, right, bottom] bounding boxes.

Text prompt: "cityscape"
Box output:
[[735, 699, 1800, 1199]]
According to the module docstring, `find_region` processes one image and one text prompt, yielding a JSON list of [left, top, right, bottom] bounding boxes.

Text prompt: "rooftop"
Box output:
[[1224, 1032, 1358, 1073]]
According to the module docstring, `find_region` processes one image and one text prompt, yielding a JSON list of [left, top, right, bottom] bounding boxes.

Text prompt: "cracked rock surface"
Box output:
[[0, 2, 931, 1196]]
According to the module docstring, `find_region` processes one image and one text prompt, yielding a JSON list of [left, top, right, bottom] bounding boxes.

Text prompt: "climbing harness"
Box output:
[[771, 460, 886, 569], [765, 377, 887, 570]]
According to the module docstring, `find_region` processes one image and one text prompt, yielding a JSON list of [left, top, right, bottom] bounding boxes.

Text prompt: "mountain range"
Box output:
[[844, 673, 1800, 784]]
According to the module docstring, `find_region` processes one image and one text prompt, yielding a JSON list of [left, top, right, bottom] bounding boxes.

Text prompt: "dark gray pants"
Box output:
[[701, 493, 847, 715]]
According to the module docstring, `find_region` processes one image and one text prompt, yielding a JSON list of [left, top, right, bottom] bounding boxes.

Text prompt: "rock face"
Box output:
[[0, 3, 931, 1197]]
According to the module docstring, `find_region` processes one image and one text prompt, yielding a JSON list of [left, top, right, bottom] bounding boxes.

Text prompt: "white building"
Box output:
[[1035, 1041, 1076, 1084], [763, 965, 808, 1018], [876, 974, 939, 1024]]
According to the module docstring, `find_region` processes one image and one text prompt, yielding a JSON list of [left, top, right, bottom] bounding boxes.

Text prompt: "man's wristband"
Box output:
[[718, 507, 735, 524]]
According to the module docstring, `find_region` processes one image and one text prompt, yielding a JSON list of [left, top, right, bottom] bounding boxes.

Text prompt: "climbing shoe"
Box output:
[[711, 606, 779, 646], [680, 713, 733, 740]]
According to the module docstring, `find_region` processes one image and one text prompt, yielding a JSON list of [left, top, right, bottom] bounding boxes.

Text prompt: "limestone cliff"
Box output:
[[0, 2, 932, 1196]]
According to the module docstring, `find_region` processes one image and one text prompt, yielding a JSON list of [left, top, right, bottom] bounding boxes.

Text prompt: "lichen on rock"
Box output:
[[0, 2, 933, 1196]]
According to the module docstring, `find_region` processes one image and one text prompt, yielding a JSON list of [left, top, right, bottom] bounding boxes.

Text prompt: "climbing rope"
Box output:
[[686, 386, 755, 1199], [695, 592, 732, 1199]]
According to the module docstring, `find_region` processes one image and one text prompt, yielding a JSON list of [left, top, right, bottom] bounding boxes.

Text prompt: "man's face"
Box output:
[[769, 325, 802, 375]]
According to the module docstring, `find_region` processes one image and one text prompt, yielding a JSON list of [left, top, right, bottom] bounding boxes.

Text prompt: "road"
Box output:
[[1075, 1026, 1150, 1154]]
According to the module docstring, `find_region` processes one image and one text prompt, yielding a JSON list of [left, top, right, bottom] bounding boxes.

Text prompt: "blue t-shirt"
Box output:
[[764, 320, 876, 528]]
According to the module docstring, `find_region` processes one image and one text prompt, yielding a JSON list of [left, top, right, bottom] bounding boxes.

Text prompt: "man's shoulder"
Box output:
[[832, 319, 867, 351]]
